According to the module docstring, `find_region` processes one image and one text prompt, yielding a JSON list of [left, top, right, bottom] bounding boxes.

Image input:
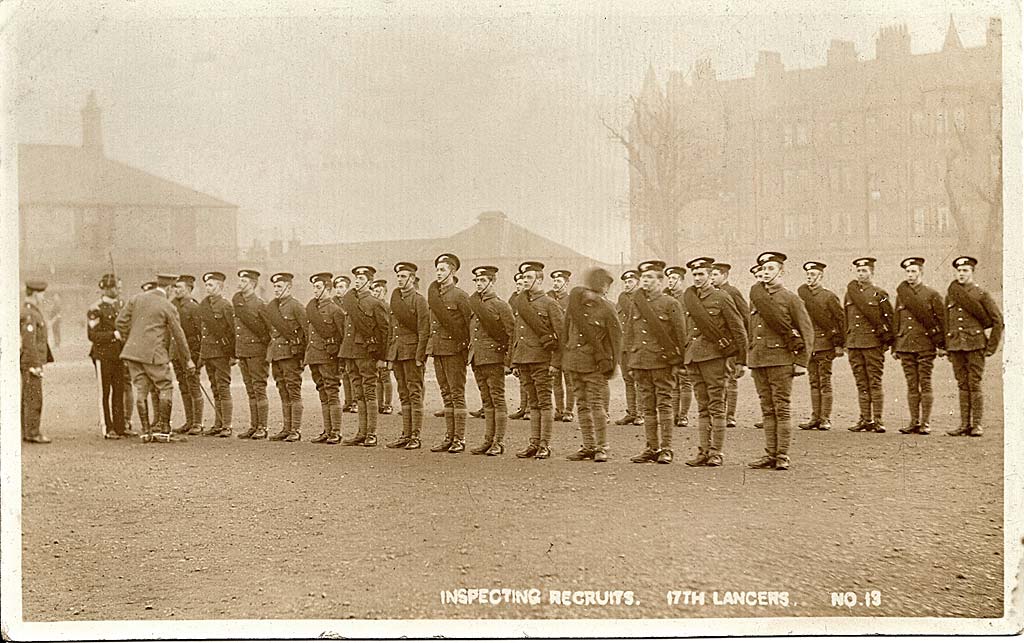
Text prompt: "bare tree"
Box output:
[[601, 70, 723, 260], [943, 117, 1002, 267]]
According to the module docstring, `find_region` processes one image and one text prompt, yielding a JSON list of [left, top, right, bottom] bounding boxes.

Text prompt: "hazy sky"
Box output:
[[6, 0, 1005, 262]]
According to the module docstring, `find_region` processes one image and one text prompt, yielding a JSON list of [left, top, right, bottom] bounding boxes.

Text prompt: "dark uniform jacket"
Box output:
[[116, 289, 191, 365], [87, 296, 125, 361], [339, 289, 391, 360], [623, 288, 686, 370], [388, 288, 429, 363], [747, 281, 814, 369], [718, 281, 750, 333], [894, 282, 945, 353], [511, 289, 563, 368], [174, 297, 202, 362], [945, 283, 1003, 353], [616, 290, 634, 332], [426, 281, 472, 356], [547, 289, 569, 313], [665, 286, 691, 339], [799, 284, 845, 353], [844, 282, 894, 349], [264, 295, 308, 362], [469, 290, 515, 367], [232, 291, 270, 358], [21, 300, 53, 370], [562, 289, 622, 374], [682, 284, 747, 365], [305, 296, 346, 365], [198, 294, 235, 359]]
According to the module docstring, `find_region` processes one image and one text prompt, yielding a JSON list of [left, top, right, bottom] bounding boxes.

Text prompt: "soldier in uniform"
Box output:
[[749, 263, 767, 432], [681, 257, 747, 467], [466, 266, 516, 455], [796, 262, 846, 431], [170, 275, 203, 435], [88, 273, 130, 439], [263, 272, 308, 442], [625, 261, 687, 464], [663, 265, 693, 428], [844, 257, 895, 433], [116, 274, 194, 442], [426, 254, 473, 453], [371, 278, 395, 415], [511, 261, 564, 459], [339, 266, 391, 446], [306, 273, 347, 444], [746, 252, 813, 471], [945, 256, 1003, 437], [564, 268, 621, 462], [614, 269, 644, 426], [548, 269, 574, 422], [386, 262, 430, 449], [232, 269, 272, 439], [710, 262, 749, 428], [21, 280, 54, 443], [197, 271, 235, 437], [332, 275, 357, 414], [892, 257, 946, 435], [507, 272, 532, 421]]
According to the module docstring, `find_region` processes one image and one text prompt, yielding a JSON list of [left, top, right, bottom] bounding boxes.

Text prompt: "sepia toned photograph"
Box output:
[[1, 0, 1020, 639]]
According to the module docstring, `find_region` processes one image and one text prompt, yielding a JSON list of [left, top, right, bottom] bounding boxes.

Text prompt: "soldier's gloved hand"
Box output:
[[548, 365, 558, 374], [376, 360, 388, 370], [937, 348, 948, 358], [114, 330, 123, 342], [229, 358, 238, 367], [28, 366, 43, 378], [735, 365, 746, 379], [415, 360, 424, 368], [792, 364, 807, 377], [195, 358, 204, 370], [186, 359, 196, 372], [834, 347, 845, 358], [511, 367, 520, 378], [890, 347, 900, 360]]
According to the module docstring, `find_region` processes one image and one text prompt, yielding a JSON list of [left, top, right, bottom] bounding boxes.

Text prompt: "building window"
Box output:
[[795, 121, 810, 146], [935, 110, 947, 135], [868, 167, 881, 200], [831, 210, 850, 236], [784, 212, 799, 238], [783, 124, 793, 148], [912, 206, 927, 234], [937, 205, 951, 232]]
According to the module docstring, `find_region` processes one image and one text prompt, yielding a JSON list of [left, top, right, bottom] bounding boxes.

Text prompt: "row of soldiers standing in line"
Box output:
[[24, 251, 1002, 467]]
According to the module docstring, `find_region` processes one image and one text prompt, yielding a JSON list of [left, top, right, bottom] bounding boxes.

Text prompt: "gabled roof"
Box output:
[[290, 211, 603, 268], [18, 144, 236, 209]]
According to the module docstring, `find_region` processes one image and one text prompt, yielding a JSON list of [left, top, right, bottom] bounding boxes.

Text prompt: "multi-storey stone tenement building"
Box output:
[[628, 17, 1002, 278]]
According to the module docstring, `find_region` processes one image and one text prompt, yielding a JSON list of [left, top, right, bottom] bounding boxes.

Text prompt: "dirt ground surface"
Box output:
[[19, 338, 1004, 622]]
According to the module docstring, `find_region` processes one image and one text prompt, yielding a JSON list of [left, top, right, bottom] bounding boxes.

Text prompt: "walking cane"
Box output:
[[92, 359, 106, 437]]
